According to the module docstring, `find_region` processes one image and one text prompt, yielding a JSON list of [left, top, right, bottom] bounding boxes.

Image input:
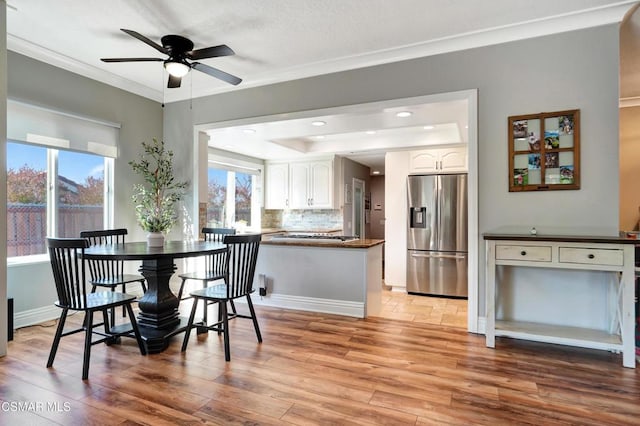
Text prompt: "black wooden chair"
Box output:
[[181, 233, 262, 361], [46, 237, 146, 380], [177, 227, 236, 323], [80, 229, 147, 320]]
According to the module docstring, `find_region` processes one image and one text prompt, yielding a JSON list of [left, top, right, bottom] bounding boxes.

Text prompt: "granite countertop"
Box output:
[[483, 226, 638, 244], [261, 237, 384, 249]]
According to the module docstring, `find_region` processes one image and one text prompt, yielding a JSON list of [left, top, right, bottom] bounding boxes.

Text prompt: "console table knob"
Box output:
[[520, 251, 527, 256], [588, 254, 595, 259]]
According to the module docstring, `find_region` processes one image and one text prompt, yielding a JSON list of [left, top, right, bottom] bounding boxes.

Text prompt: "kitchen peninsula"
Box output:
[[252, 235, 384, 318]]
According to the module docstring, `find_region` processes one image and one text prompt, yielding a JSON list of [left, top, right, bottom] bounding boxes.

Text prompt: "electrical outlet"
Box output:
[[258, 273, 267, 296]]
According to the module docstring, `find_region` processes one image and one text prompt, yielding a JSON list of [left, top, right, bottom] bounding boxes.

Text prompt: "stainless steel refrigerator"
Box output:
[[407, 174, 468, 298]]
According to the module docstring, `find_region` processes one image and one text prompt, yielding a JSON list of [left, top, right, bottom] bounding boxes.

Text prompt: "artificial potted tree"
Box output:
[[129, 138, 188, 246]]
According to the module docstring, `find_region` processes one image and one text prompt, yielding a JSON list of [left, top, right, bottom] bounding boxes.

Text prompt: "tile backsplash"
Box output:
[[262, 209, 343, 230]]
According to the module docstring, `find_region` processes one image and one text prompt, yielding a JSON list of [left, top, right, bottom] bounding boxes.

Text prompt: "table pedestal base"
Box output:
[[137, 308, 181, 329], [136, 257, 185, 353], [138, 317, 190, 354]]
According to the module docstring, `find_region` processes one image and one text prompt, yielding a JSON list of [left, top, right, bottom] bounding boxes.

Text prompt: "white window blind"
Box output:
[[208, 159, 262, 175], [7, 100, 120, 158]]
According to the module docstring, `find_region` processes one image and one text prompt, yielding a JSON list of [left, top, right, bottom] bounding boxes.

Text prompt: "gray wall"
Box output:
[[164, 24, 620, 318], [342, 158, 371, 237], [1, 0, 8, 356], [6, 52, 162, 323], [619, 106, 640, 231], [8, 52, 163, 240]]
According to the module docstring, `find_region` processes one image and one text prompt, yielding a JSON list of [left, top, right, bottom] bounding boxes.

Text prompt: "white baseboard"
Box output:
[[14, 305, 60, 329], [12, 299, 486, 333], [239, 293, 365, 318]]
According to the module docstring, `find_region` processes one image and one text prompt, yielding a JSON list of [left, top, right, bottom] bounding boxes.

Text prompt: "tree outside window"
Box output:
[[7, 142, 107, 257], [207, 168, 254, 228]]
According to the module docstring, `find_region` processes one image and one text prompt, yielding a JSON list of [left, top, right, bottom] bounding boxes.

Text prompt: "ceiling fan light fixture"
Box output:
[[164, 60, 190, 77]]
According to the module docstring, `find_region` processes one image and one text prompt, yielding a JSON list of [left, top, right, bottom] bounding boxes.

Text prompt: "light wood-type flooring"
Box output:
[[1, 297, 639, 425], [377, 289, 467, 328]]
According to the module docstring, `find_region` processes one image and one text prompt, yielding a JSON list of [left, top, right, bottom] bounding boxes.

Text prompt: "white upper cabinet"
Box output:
[[409, 146, 467, 173], [265, 162, 290, 209], [307, 160, 333, 208], [265, 157, 337, 209], [289, 161, 311, 208]]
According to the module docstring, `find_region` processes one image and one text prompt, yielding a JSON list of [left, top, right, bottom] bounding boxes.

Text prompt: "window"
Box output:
[[7, 142, 112, 257], [234, 171, 253, 225], [207, 159, 261, 230], [57, 150, 106, 237], [207, 168, 227, 227]]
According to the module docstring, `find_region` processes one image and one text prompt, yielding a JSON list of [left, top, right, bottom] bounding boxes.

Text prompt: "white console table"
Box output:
[[484, 230, 637, 368]]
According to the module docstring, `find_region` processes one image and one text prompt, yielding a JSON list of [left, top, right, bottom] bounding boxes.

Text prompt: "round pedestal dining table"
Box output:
[[83, 240, 226, 353]]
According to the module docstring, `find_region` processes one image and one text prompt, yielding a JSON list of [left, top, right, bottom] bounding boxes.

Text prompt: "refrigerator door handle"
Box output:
[[410, 252, 467, 260]]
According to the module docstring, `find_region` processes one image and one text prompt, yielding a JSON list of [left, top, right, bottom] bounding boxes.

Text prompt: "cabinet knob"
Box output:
[[520, 251, 527, 256], [588, 254, 595, 259]]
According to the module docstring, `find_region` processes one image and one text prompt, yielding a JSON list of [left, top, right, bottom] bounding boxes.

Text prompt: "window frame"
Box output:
[[207, 152, 263, 231], [7, 141, 115, 264]]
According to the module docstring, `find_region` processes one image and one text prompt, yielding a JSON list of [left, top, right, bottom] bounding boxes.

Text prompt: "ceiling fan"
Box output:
[[101, 29, 242, 88]]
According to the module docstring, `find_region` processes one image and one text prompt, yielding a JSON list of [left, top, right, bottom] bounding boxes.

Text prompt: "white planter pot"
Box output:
[[146, 232, 165, 247]]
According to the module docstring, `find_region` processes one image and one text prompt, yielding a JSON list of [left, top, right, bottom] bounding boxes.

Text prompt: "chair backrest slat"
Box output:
[[80, 229, 128, 280], [202, 228, 236, 273], [47, 238, 90, 309], [222, 234, 261, 299]]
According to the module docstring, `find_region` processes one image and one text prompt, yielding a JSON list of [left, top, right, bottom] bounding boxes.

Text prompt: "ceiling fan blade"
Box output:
[[187, 44, 235, 60], [101, 57, 164, 63], [168, 74, 182, 88], [120, 29, 168, 54], [192, 62, 242, 85]]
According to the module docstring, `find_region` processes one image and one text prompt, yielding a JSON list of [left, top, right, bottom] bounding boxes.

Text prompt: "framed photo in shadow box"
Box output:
[[508, 109, 580, 192]]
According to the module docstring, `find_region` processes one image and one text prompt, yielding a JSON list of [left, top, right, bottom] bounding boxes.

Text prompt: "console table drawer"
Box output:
[[495, 245, 552, 262], [559, 247, 624, 266]]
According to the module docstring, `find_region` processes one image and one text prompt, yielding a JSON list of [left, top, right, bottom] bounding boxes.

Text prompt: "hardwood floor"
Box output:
[[377, 289, 467, 328], [2, 300, 640, 425]]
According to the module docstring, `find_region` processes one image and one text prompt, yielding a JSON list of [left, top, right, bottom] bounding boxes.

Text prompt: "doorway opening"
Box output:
[[352, 178, 365, 238], [195, 89, 478, 333]]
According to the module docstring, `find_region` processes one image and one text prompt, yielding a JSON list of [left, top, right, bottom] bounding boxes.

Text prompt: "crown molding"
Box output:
[[165, 1, 638, 103], [620, 96, 640, 107], [7, 34, 164, 102], [8, 1, 637, 104]]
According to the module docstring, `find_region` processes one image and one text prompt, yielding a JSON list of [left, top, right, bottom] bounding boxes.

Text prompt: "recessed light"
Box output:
[[315, 135, 325, 139], [372, 170, 381, 175], [423, 125, 435, 130], [311, 121, 326, 126], [366, 130, 376, 135], [396, 111, 412, 118], [242, 128, 256, 134]]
